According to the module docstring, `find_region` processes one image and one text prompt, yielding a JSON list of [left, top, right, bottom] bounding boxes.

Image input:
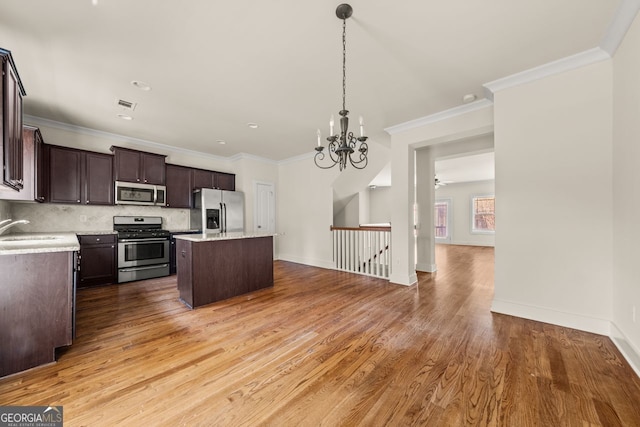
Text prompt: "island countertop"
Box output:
[[0, 232, 80, 256], [174, 232, 276, 243]]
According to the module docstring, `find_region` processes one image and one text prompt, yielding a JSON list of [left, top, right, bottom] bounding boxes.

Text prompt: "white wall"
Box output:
[[492, 59, 613, 334], [368, 187, 391, 224], [435, 180, 495, 247], [276, 156, 337, 269], [612, 13, 640, 370], [333, 194, 359, 227]]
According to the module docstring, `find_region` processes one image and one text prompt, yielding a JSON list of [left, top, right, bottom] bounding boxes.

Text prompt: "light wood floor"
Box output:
[[1, 245, 639, 426]]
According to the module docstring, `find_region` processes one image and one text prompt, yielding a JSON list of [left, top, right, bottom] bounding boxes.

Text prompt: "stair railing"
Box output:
[[330, 225, 391, 279]]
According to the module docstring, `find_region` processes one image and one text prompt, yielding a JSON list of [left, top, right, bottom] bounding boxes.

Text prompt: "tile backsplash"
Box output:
[[0, 200, 11, 221], [9, 202, 191, 233]]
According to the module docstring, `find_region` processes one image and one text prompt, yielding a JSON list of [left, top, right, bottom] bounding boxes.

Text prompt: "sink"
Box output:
[[1, 236, 62, 242]]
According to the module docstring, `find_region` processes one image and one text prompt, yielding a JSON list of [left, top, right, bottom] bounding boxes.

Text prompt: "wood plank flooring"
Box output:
[[1, 244, 639, 426]]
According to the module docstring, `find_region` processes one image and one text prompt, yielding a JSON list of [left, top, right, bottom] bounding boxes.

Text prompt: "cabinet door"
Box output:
[[34, 132, 48, 202], [113, 148, 141, 183], [84, 152, 113, 205], [78, 235, 116, 287], [49, 146, 82, 204], [216, 172, 235, 191], [165, 164, 192, 208], [192, 169, 215, 189], [141, 152, 166, 185], [2, 58, 24, 190]]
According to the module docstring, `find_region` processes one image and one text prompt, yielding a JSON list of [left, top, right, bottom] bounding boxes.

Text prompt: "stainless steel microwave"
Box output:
[[114, 181, 166, 206]]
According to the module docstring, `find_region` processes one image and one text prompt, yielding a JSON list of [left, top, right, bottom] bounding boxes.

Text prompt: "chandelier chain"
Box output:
[[342, 17, 347, 113]]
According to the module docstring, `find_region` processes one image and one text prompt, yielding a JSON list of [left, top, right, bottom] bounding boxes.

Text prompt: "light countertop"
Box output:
[[0, 232, 80, 255], [174, 232, 276, 242]]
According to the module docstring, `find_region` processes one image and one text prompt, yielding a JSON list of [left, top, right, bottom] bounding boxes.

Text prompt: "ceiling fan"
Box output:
[[434, 177, 454, 189]]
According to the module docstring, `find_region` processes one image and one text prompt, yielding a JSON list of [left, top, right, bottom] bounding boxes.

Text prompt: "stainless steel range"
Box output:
[[114, 216, 170, 283]]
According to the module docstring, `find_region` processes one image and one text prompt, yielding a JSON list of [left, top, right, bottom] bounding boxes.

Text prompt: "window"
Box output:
[[434, 200, 451, 240], [471, 195, 495, 233]]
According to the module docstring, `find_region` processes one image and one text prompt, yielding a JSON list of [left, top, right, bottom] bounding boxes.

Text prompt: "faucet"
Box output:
[[0, 219, 30, 235]]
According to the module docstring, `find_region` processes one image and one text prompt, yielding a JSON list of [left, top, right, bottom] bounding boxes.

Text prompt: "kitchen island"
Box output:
[[175, 233, 274, 309]]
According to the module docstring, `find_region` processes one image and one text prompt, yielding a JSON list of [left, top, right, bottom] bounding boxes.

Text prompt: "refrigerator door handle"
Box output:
[[223, 202, 227, 232]]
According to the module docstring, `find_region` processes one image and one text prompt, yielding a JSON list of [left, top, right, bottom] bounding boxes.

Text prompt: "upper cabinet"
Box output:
[[165, 164, 193, 208], [48, 145, 113, 205], [0, 48, 27, 191], [111, 146, 166, 185], [192, 168, 235, 191]]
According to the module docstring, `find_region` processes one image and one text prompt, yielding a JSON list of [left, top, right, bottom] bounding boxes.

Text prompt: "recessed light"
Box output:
[[217, 140, 226, 145], [117, 113, 133, 120], [131, 80, 152, 91], [247, 123, 259, 129]]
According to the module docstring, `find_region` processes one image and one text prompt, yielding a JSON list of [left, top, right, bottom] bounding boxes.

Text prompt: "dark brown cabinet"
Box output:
[[165, 164, 193, 208], [112, 146, 166, 185], [48, 145, 113, 205], [78, 234, 117, 287], [0, 125, 40, 201], [192, 168, 235, 191], [177, 236, 273, 308], [33, 127, 47, 202], [0, 48, 26, 191], [0, 251, 74, 377]]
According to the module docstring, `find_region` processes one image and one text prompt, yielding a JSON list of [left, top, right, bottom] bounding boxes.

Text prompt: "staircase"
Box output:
[[331, 225, 391, 279]]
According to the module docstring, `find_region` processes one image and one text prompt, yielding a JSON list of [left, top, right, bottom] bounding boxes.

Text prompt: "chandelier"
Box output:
[[314, 3, 368, 171]]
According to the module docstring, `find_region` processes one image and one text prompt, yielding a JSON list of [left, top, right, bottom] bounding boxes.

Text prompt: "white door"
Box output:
[[254, 182, 275, 233]]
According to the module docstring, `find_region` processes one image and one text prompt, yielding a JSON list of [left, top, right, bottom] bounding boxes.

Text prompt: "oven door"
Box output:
[[118, 238, 170, 268]]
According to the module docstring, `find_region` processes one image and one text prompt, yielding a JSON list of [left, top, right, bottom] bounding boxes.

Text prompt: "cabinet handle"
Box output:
[[96, 238, 101, 242], [181, 250, 186, 257], [77, 199, 80, 203], [86, 200, 89, 204]]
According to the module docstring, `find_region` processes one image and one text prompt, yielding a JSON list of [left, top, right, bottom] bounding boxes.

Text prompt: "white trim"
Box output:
[[490, 299, 611, 336], [610, 322, 640, 378], [483, 48, 610, 97], [600, 0, 640, 56], [24, 114, 234, 162], [277, 254, 335, 270], [389, 272, 418, 286], [384, 99, 494, 135], [229, 152, 278, 165], [277, 151, 316, 165], [415, 263, 437, 273]]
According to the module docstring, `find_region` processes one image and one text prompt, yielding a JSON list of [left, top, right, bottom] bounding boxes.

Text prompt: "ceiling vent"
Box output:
[[115, 98, 137, 111]]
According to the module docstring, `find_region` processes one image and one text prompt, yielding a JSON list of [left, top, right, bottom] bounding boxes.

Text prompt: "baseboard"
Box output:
[[490, 298, 611, 335], [416, 263, 437, 273], [389, 272, 418, 286], [438, 240, 495, 247], [610, 323, 640, 378], [277, 254, 335, 271]]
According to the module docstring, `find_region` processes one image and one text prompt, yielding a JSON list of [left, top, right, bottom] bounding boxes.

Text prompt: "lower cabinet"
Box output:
[[78, 234, 117, 287], [177, 236, 273, 308], [0, 251, 74, 377]]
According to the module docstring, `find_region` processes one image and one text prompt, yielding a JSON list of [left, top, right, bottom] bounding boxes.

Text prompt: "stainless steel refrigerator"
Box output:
[[191, 189, 245, 233]]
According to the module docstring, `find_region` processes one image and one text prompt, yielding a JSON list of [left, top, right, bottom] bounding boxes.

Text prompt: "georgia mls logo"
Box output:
[[0, 405, 63, 427]]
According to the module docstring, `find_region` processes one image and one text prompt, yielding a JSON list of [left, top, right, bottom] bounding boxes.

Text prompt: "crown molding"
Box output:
[[483, 47, 610, 98], [277, 151, 316, 166], [228, 152, 278, 165], [601, 0, 640, 56], [24, 114, 277, 164], [384, 99, 493, 135]]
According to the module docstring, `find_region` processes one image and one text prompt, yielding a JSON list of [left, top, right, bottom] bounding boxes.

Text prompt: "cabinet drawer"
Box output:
[[78, 234, 116, 245]]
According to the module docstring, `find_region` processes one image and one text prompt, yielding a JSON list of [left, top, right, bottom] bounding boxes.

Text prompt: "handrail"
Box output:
[[330, 225, 391, 232]]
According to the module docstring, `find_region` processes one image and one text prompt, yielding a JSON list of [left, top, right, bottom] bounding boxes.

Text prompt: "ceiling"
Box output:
[[0, 1, 620, 162]]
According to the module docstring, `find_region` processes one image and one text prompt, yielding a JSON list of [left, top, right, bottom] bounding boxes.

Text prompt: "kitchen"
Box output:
[[0, 47, 276, 377]]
